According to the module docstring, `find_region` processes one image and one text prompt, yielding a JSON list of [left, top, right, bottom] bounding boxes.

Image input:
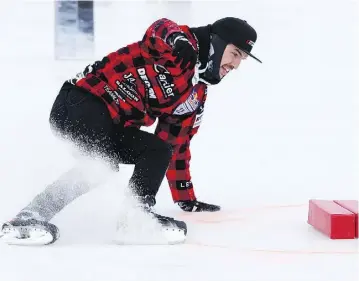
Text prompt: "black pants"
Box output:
[[16, 83, 172, 222], [50, 82, 172, 197]]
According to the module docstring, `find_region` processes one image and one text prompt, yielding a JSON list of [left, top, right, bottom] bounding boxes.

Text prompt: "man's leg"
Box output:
[[16, 165, 104, 222], [112, 127, 173, 199], [13, 85, 173, 223], [110, 127, 187, 242], [0, 84, 121, 245]]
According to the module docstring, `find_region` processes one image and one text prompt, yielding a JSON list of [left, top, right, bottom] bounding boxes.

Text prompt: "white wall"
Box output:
[[0, 0, 358, 220]]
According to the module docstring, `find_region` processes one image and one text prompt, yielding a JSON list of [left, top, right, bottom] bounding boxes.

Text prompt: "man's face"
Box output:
[[219, 44, 248, 78]]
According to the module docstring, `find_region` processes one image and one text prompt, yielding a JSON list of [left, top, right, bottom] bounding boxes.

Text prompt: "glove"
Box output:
[[170, 35, 197, 70], [178, 200, 221, 212]]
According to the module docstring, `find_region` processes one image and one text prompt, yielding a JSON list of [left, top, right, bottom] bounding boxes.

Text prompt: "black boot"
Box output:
[[137, 195, 187, 235], [178, 200, 221, 212], [1, 218, 60, 245]]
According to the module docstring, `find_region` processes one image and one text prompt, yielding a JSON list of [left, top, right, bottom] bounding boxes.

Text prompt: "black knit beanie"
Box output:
[[211, 17, 262, 63]]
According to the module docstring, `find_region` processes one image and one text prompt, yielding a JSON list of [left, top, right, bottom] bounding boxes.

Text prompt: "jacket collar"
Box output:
[[189, 25, 212, 71]]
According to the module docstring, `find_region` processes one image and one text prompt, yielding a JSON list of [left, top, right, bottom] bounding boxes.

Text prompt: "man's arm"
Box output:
[[154, 105, 205, 202], [142, 18, 197, 70]]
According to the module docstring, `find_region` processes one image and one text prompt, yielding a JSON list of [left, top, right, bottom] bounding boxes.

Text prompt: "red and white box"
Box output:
[[308, 199, 357, 239], [333, 200, 358, 238]]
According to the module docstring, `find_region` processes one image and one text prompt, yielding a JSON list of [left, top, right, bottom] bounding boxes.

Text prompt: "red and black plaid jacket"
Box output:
[[70, 18, 207, 202]]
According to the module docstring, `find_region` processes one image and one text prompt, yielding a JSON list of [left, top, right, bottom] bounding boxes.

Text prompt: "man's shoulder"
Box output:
[[179, 25, 198, 49]]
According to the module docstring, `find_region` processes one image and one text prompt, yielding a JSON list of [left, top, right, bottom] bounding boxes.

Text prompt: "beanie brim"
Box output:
[[241, 48, 262, 63]]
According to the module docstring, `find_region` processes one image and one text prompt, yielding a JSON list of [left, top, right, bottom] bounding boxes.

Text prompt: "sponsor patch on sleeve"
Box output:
[[193, 112, 204, 128], [173, 90, 200, 115]]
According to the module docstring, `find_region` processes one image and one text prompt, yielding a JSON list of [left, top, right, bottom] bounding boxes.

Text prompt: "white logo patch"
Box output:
[[173, 90, 200, 115], [193, 112, 204, 128]]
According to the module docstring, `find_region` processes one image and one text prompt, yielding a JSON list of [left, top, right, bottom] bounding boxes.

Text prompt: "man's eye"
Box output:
[[233, 52, 238, 57]]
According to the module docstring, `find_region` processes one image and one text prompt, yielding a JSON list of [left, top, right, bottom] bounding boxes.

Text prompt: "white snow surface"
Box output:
[[0, 1, 358, 281]]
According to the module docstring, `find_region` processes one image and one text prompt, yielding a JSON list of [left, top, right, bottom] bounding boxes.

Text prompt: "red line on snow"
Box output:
[[187, 242, 359, 255]]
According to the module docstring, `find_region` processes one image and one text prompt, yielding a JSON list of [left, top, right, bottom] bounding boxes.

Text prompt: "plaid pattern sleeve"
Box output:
[[155, 114, 196, 202], [155, 102, 205, 202], [141, 18, 186, 60]]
